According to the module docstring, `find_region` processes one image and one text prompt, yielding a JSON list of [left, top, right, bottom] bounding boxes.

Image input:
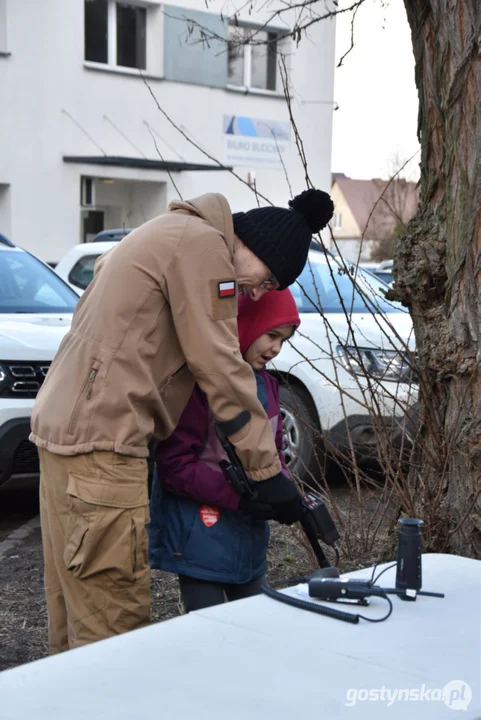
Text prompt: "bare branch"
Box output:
[[337, 2, 360, 68], [279, 56, 312, 189], [144, 121, 184, 200]]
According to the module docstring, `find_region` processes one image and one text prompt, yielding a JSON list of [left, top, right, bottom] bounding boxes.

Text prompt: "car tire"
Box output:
[[278, 384, 325, 488]]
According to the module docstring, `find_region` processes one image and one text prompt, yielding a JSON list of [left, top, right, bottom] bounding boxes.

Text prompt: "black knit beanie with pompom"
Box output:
[[232, 188, 334, 290]]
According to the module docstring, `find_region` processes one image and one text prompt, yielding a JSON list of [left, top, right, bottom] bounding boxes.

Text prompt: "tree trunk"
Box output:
[[394, 0, 481, 556]]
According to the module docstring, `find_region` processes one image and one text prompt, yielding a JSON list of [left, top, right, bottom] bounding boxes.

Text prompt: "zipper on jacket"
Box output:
[[67, 362, 100, 435], [172, 363, 187, 378], [162, 363, 187, 393], [86, 369, 98, 400]]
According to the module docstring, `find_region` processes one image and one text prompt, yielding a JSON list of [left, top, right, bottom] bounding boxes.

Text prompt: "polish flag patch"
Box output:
[[200, 505, 220, 527], [218, 280, 236, 298]]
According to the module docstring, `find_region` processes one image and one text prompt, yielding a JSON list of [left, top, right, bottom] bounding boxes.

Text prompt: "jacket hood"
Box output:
[[168, 193, 234, 251]]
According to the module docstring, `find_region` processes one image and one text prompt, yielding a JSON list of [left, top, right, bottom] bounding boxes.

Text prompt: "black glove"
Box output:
[[253, 472, 302, 526], [238, 496, 278, 521]]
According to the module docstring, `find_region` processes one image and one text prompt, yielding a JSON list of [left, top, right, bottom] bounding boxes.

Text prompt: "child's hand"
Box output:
[[253, 473, 302, 525], [238, 496, 278, 521]]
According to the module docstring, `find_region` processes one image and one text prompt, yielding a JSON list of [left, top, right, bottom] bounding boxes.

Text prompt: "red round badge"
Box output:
[[200, 505, 220, 527]]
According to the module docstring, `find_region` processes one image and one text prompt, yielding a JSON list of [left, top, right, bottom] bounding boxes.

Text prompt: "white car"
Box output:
[[0, 237, 78, 489], [54, 241, 117, 295], [54, 241, 417, 482], [271, 252, 416, 479]]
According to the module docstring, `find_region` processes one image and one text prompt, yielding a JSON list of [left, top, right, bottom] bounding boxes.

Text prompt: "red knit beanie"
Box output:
[[237, 289, 301, 355]]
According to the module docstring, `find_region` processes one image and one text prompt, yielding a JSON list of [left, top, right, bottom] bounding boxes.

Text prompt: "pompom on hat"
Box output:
[[233, 188, 334, 290], [237, 289, 301, 355]]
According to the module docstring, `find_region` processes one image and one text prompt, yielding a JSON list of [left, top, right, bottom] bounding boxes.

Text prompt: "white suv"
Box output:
[[0, 237, 77, 489], [54, 241, 418, 483], [269, 252, 417, 479], [54, 241, 117, 295]]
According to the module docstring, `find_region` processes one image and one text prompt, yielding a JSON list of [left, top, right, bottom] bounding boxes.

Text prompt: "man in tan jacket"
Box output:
[[30, 188, 333, 652]]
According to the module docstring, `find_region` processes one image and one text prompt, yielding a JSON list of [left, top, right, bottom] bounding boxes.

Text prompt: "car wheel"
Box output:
[[278, 384, 323, 487]]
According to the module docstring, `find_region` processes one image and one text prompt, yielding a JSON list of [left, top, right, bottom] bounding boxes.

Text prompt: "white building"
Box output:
[[0, 0, 336, 264]]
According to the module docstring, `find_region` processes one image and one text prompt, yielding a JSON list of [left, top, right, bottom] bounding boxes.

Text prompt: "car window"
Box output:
[[68, 255, 100, 290], [373, 271, 393, 284], [291, 256, 405, 314], [0, 250, 78, 313]]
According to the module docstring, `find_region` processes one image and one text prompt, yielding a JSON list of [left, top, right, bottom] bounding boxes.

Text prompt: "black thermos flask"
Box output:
[[395, 518, 423, 600]]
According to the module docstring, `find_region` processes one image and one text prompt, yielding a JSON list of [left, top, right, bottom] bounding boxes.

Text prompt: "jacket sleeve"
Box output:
[[156, 389, 241, 511], [269, 375, 290, 477], [163, 220, 281, 481]]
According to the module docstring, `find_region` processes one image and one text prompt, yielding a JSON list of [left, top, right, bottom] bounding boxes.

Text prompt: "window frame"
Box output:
[[227, 23, 286, 94], [84, 0, 147, 72]]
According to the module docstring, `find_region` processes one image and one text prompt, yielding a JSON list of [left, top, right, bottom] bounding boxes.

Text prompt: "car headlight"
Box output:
[[337, 345, 414, 383]]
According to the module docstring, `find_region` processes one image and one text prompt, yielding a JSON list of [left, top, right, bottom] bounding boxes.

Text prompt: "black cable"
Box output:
[[358, 593, 393, 623], [260, 583, 360, 624], [272, 575, 311, 588], [372, 562, 397, 585]]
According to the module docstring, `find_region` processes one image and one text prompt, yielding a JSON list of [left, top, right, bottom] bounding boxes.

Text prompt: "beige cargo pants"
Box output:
[[38, 448, 151, 654]]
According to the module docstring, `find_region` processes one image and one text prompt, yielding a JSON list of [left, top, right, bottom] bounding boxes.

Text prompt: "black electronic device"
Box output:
[[395, 518, 423, 600], [308, 577, 445, 605], [309, 578, 384, 602]]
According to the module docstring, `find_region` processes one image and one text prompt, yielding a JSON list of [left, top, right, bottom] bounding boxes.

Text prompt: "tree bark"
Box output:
[[395, 0, 481, 556]]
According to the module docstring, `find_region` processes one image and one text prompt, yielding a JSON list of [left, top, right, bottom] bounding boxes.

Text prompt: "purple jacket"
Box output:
[[155, 369, 288, 508], [148, 370, 288, 583]]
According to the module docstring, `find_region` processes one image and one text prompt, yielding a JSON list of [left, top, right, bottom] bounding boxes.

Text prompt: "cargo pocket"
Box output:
[[63, 472, 149, 584]]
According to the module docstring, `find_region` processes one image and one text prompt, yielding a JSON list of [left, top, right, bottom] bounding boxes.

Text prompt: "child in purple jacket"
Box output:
[[148, 289, 301, 612]]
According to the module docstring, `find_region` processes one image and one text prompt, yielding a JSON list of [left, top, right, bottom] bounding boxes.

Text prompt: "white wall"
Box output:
[[93, 179, 166, 228], [0, 0, 336, 263]]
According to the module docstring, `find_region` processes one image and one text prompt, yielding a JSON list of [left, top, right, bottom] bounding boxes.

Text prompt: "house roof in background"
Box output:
[[332, 172, 418, 238]]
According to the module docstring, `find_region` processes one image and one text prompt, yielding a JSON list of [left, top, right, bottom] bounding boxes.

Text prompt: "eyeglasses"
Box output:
[[259, 273, 280, 291]]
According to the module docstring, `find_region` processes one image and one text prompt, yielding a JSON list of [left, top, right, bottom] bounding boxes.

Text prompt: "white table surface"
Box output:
[[1, 553, 480, 719]]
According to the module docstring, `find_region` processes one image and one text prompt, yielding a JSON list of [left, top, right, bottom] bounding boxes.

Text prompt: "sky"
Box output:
[[331, 0, 420, 181]]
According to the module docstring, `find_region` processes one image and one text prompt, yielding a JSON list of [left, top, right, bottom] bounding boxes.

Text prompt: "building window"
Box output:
[[84, 0, 146, 70], [333, 212, 342, 230], [117, 3, 146, 69], [228, 25, 279, 92], [85, 0, 108, 63]]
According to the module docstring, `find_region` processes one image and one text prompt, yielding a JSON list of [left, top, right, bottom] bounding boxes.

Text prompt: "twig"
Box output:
[[144, 122, 184, 200], [337, 2, 361, 68]]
